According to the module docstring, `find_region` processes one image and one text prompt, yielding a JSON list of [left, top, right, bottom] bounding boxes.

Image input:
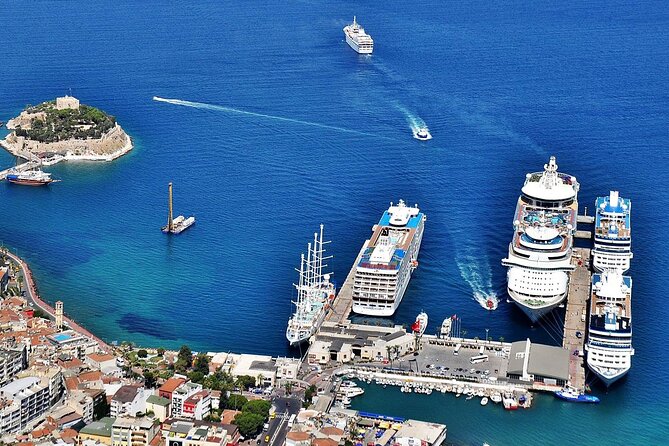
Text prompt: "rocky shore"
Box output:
[[1, 97, 133, 164]]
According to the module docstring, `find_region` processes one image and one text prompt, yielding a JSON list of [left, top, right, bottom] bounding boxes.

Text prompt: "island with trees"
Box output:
[[1, 95, 133, 164]]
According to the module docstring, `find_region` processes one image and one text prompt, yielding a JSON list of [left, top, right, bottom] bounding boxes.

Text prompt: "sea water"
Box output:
[[0, 1, 667, 443]]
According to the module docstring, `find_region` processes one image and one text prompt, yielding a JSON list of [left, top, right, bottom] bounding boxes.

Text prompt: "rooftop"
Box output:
[[159, 377, 186, 394], [146, 394, 171, 406], [79, 417, 115, 437], [112, 385, 140, 403]]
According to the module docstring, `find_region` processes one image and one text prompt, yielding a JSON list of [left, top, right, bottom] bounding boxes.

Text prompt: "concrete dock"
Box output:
[[562, 247, 591, 390], [324, 243, 367, 325]]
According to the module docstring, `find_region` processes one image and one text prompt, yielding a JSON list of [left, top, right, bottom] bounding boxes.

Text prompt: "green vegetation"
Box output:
[[303, 384, 317, 408], [242, 399, 271, 417], [137, 349, 148, 358], [233, 411, 265, 438], [175, 345, 193, 373], [15, 102, 116, 143], [226, 394, 248, 410], [33, 308, 51, 320]]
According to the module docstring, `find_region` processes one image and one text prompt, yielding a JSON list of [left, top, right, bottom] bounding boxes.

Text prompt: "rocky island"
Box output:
[[1, 95, 132, 164]]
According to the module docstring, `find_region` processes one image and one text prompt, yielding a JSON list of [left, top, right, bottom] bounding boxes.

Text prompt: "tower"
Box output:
[[167, 182, 174, 232], [55, 301, 63, 330]]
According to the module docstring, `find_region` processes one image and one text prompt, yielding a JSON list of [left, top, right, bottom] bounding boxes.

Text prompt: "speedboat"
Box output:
[[490, 392, 502, 404], [502, 393, 518, 410], [412, 126, 432, 141], [554, 387, 600, 404], [480, 397, 489, 406]]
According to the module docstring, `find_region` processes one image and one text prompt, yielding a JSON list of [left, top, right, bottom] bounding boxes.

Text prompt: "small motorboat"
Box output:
[[411, 311, 428, 336], [485, 296, 498, 310], [412, 126, 432, 141], [554, 387, 600, 404], [502, 393, 518, 410], [480, 397, 489, 406], [490, 392, 502, 404]]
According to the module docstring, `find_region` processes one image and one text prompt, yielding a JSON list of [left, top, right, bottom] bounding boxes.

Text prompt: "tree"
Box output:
[[303, 384, 318, 408], [137, 349, 148, 358], [236, 375, 256, 391], [233, 412, 265, 438], [284, 381, 293, 395], [157, 347, 166, 356], [499, 336, 505, 343], [227, 394, 248, 410], [193, 353, 210, 375], [188, 371, 205, 384], [242, 399, 271, 418], [176, 345, 192, 373], [143, 370, 157, 389]]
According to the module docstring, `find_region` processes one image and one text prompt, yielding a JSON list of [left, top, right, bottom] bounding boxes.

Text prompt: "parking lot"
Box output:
[[393, 338, 510, 383]]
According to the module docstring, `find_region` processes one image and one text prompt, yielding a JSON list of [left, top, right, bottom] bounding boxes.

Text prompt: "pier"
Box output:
[[324, 244, 366, 325], [562, 247, 591, 390]]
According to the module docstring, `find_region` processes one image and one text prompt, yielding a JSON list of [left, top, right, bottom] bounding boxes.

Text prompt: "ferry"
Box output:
[[286, 225, 336, 346], [343, 16, 373, 54], [412, 311, 428, 336], [6, 168, 58, 186], [592, 191, 632, 273], [440, 317, 453, 337], [352, 200, 426, 316], [554, 387, 600, 404], [502, 156, 579, 323], [584, 270, 633, 387], [412, 126, 432, 141]]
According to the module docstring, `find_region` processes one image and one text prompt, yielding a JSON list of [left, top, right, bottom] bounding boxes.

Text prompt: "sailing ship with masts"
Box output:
[[286, 224, 336, 346]]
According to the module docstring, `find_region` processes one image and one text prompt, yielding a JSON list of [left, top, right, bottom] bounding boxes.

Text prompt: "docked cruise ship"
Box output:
[[343, 16, 373, 54], [592, 191, 632, 273], [286, 225, 336, 346], [585, 270, 633, 386], [502, 157, 579, 323], [352, 200, 425, 316]]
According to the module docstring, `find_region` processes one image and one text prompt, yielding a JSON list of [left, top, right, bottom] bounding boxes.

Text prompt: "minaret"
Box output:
[[167, 182, 174, 232], [55, 301, 63, 330]]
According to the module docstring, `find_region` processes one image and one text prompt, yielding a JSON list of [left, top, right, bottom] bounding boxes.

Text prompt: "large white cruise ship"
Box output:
[[585, 270, 633, 386], [286, 225, 336, 346], [592, 191, 632, 273], [343, 16, 373, 54], [502, 156, 579, 323], [352, 200, 426, 316]]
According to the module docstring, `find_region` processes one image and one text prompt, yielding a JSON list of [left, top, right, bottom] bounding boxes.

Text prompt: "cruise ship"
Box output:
[[592, 191, 632, 273], [286, 225, 336, 346], [585, 270, 633, 386], [352, 200, 426, 316], [502, 156, 579, 323], [343, 16, 373, 54]]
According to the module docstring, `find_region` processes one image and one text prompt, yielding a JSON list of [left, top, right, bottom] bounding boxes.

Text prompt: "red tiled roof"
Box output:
[[87, 353, 115, 363], [159, 377, 186, 394]]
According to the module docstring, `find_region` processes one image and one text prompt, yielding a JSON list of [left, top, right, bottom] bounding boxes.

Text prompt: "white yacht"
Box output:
[[286, 225, 336, 346], [585, 270, 633, 386], [343, 16, 373, 54], [352, 200, 426, 316], [502, 156, 579, 323], [592, 191, 632, 273]]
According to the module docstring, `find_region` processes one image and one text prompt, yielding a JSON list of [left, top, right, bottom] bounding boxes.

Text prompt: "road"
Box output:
[[261, 396, 301, 446]]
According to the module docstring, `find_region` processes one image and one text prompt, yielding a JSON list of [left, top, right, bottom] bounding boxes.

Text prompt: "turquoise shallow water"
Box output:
[[1, 0, 668, 443]]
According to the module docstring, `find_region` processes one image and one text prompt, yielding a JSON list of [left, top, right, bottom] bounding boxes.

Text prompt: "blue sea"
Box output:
[[1, 0, 668, 444]]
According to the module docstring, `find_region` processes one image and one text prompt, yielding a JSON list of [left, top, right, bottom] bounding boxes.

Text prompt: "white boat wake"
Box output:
[[456, 253, 499, 311], [153, 96, 388, 140], [394, 102, 432, 141]]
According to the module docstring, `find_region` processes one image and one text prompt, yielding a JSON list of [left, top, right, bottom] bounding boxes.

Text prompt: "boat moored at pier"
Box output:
[[585, 270, 633, 387], [352, 200, 426, 316], [592, 191, 632, 273], [286, 225, 336, 346], [502, 156, 579, 323], [6, 167, 58, 186]]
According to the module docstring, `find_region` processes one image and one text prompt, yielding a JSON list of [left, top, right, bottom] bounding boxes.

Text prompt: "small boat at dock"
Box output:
[[554, 387, 600, 404], [480, 397, 489, 406], [412, 311, 428, 336]]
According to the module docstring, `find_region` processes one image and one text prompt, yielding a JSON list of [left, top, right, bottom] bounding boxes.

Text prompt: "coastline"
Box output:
[[2, 248, 112, 353], [0, 124, 133, 165]]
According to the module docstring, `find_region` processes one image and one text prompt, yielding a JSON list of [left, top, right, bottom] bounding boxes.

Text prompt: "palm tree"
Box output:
[[284, 381, 293, 395], [499, 336, 505, 343]]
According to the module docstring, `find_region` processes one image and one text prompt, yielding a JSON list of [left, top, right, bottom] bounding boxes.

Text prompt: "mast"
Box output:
[[167, 182, 174, 232]]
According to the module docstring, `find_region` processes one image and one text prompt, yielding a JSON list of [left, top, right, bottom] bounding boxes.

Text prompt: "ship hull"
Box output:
[[7, 178, 51, 186], [507, 288, 565, 323]]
